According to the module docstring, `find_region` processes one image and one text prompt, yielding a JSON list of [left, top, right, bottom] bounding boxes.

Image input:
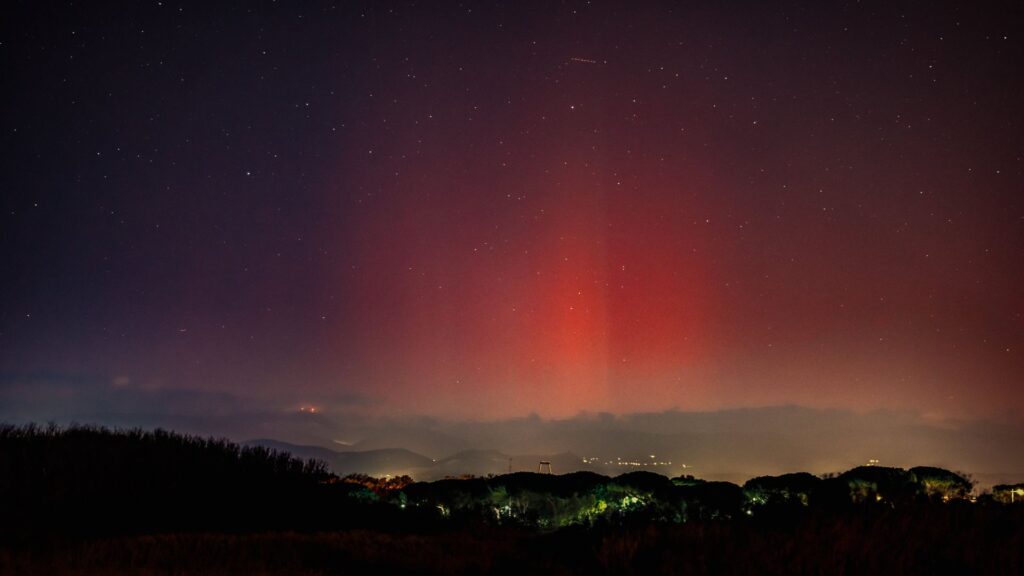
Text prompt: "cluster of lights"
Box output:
[[615, 460, 673, 467], [298, 405, 318, 413], [582, 455, 674, 467]]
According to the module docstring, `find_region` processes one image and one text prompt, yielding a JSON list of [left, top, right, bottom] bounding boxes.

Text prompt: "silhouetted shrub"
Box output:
[[0, 423, 343, 539]]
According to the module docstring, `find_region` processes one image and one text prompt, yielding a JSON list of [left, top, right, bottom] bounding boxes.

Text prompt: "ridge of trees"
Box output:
[[1, 424, 1018, 540]]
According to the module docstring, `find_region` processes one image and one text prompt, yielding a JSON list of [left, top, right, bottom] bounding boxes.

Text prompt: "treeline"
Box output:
[[0, 424, 403, 540], [362, 465, 981, 529], [3, 425, 1022, 574], [1, 424, 1019, 540]]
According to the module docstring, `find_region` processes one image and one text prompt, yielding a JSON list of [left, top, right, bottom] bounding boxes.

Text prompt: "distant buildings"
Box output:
[[581, 455, 674, 468]]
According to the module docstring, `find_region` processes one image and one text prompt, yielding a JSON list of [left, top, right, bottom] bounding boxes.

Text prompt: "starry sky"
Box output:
[[2, 1, 1022, 426]]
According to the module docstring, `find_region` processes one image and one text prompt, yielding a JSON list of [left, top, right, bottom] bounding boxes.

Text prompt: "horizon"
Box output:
[[5, 395, 1021, 489]]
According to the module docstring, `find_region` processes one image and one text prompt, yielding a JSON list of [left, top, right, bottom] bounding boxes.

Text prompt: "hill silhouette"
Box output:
[[246, 438, 435, 477]]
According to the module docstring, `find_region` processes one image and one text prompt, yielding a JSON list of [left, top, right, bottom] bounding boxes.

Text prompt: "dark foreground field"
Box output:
[[4, 506, 1023, 576], [2, 425, 1022, 574]]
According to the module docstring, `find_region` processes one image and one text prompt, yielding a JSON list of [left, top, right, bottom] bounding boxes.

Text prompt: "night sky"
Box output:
[[2, 1, 1022, 426]]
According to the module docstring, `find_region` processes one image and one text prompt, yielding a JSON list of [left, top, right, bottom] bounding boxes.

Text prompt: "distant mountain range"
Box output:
[[243, 407, 1024, 488], [246, 439, 606, 480], [247, 439, 436, 478]]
